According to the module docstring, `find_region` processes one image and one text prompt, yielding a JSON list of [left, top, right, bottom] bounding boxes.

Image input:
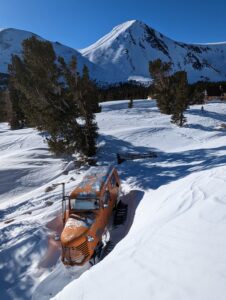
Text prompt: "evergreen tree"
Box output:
[[7, 86, 25, 129], [58, 58, 98, 157], [8, 37, 61, 129], [149, 59, 174, 114], [9, 36, 98, 156], [171, 71, 188, 127], [80, 65, 101, 113], [0, 91, 6, 122], [188, 85, 205, 104], [79, 65, 99, 157], [98, 82, 149, 101], [128, 98, 133, 108]]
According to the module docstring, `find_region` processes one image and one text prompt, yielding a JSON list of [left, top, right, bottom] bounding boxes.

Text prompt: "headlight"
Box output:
[[87, 235, 94, 242]]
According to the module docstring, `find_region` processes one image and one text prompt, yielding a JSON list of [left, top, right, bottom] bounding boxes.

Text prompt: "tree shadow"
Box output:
[[185, 123, 218, 132], [97, 134, 226, 190], [101, 99, 157, 114], [188, 108, 226, 123]]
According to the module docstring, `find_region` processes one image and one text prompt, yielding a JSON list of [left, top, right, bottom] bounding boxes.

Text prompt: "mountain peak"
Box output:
[[112, 19, 144, 31], [80, 20, 147, 57], [80, 20, 226, 83]]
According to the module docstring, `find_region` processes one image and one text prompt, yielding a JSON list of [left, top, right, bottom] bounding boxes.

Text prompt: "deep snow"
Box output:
[[0, 100, 226, 300]]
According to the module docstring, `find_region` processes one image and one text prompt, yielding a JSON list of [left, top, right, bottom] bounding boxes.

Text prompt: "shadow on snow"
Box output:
[[98, 134, 226, 190], [187, 107, 226, 123]]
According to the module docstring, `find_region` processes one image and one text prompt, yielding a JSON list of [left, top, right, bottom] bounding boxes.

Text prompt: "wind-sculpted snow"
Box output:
[[1, 100, 226, 299]]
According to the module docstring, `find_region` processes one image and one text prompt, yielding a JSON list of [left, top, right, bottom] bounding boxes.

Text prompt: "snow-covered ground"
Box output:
[[1, 100, 226, 300]]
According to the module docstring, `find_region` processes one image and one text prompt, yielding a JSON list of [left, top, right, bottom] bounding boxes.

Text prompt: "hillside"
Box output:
[[0, 28, 111, 83], [0, 100, 226, 299], [1, 21, 226, 85], [81, 20, 226, 83]]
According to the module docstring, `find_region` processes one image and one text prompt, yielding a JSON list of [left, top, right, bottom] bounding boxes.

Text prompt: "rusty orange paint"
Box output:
[[61, 166, 121, 266]]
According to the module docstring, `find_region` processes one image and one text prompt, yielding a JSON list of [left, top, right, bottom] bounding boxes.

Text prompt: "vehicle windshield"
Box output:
[[70, 198, 99, 210]]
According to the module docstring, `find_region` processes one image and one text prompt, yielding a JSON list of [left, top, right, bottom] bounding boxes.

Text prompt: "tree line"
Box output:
[[98, 82, 149, 101]]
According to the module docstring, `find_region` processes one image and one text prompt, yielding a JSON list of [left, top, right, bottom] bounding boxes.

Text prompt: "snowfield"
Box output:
[[0, 100, 226, 300]]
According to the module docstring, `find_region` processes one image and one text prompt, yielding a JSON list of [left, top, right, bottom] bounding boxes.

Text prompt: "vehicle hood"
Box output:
[[61, 216, 89, 245]]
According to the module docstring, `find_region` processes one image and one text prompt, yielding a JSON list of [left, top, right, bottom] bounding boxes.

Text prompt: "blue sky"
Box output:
[[1, 0, 226, 49]]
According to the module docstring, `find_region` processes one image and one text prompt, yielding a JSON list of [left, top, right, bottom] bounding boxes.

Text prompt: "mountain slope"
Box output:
[[1, 22, 226, 85], [0, 28, 111, 83], [80, 20, 226, 83]]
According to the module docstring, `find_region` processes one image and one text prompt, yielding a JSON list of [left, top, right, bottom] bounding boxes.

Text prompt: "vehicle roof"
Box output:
[[70, 165, 115, 199]]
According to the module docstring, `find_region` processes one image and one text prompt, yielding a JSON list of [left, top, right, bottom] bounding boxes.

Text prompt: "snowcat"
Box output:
[[61, 166, 121, 266]]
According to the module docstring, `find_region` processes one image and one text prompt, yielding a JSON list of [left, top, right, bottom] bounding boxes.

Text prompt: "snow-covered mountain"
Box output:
[[80, 20, 226, 83], [1, 21, 226, 85], [0, 28, 112, 83]]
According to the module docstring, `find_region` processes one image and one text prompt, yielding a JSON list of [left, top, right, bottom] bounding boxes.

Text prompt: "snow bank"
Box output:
[[53, 165, 226, 300], [53, 100, 226, 300]]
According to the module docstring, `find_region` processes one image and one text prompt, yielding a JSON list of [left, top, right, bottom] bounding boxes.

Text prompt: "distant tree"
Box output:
[[0, 90, 7, 122], [149, 59, 174, 114], [171, 71, 189, 127], [188, 84, 205, 104], [128, 98, 133, 108], [98, 82, 149, 101]]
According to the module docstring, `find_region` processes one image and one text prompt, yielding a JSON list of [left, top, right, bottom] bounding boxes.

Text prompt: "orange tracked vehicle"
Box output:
[[61, 165, 121, 266]]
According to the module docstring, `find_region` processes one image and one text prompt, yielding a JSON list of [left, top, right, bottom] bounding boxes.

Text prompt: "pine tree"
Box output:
[[8, 86, 25, 129], [171, 71, 188, 127], [149, 59, 174, 114], [128, 99, 133, 108], [0, 91, 6, 122], [9, 38, 82, 155], [78, 65, 99, 157], [8, 36, 99, 157], [58, 58, 99, 157], [8, 37, 61, 129], [188, 85, 205, 104]]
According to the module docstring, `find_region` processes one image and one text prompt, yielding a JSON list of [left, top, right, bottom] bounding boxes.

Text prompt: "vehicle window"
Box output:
[[70, 198, 99, 210], [103, 191, 110, 206]]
